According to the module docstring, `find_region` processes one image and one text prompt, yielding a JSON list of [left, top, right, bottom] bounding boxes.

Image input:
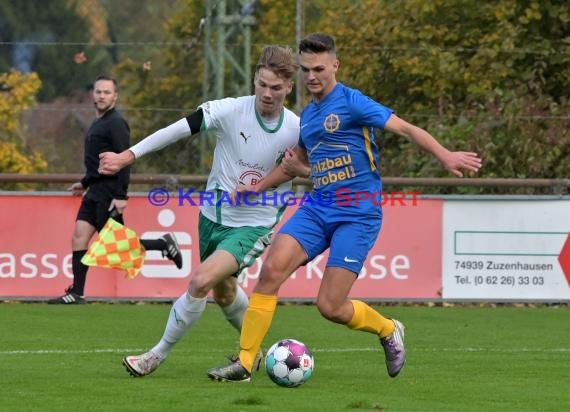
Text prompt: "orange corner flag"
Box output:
[[81, 218, 145, 279]]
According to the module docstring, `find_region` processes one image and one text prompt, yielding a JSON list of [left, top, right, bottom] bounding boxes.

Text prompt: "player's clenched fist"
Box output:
[[99, 151, 135, 175]]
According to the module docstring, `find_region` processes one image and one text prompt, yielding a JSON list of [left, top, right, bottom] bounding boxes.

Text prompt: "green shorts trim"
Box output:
[[199, 213, 273, 275]]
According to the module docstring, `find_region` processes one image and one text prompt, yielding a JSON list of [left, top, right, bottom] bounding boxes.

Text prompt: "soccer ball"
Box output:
[[264, 338, 314, 387]]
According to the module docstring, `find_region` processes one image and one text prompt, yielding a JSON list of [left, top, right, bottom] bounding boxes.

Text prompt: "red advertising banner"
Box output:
[[0, 194, 442, 300]]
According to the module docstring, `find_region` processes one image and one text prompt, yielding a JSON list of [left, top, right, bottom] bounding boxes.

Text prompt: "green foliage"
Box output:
[[0, 140, 47, 175], [112, 0, 570, 193], [0, 70, 47, 189], [112, 0, 205, 175], [15, 0, 562, 193], [311, 0, 570, 192], [0, 0, 114, 101], [0, 70, 41, 135]]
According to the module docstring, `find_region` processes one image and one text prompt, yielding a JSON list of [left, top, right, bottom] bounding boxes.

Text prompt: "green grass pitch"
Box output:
[[0, 302, 568, 411]]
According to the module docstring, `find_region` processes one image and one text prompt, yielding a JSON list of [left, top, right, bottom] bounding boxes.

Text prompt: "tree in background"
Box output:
[[0, 70, 47, 189], [0, 0, 114, 101], [0, 0, 184, 177], [312, 0, 569, 191], [113, 0, 214, 175], [3, 0, 567, 194], [113, 0, 331, 175]]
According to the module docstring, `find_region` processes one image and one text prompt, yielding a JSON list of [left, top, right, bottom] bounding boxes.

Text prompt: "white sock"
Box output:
[[220, 285, 249, 331], [151, 292, 207, 359]]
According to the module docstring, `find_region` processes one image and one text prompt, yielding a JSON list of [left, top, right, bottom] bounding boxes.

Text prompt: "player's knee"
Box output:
[[212, 290, 235, 307], [260, 257, 278, 275], [257, 274, 282, 294], [316, 299, 343, 323], [188, 271, 214, 297], [259, 258, 287, 282], [72, 233, 90, 249], [213, 280, 237, 305]]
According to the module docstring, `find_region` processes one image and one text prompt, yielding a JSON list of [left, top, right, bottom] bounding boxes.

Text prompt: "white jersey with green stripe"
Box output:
[[199, 95, 299, 228]]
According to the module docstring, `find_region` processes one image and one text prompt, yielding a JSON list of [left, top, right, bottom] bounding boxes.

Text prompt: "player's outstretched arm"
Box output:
[[98, 112, 201, 176], [384, 114, 482, 177]]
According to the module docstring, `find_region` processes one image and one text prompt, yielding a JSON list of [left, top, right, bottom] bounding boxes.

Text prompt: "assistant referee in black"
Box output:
[[49, 76, 182, 304]]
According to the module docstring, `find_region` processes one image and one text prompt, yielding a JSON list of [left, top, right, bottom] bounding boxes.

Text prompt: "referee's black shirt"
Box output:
[[80, 108, 131, 200]]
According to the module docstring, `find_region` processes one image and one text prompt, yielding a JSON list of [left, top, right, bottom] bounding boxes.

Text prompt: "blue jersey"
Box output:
[[299, 83, 393, 218]]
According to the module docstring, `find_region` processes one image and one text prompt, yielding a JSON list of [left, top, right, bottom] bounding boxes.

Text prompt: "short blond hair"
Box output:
[[255, 45, 299, 81]]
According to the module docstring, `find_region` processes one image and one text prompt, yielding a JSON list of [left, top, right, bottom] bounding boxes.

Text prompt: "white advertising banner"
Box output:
[[442, 200, 570, 300]]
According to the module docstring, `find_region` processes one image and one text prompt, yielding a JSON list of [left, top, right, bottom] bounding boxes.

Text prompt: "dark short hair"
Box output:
[[94, 75, 118, 92], [256, 45, 299, 81], [299, 32, 336, 54]]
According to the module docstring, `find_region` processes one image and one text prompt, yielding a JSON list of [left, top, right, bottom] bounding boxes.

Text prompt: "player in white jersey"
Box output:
[[198, 95, 299, 228], [98, 45, 302, 378]]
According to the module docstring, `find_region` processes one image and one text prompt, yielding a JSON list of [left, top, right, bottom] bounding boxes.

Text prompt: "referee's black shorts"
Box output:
[[76, 195, 124, 231]]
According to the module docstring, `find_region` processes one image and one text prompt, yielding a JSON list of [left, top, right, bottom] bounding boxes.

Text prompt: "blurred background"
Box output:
[[1, 0, 569, 193]]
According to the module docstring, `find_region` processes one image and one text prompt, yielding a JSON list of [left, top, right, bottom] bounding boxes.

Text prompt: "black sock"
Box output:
[[71, 250, 88, 296], [140, 239, 166, 251]]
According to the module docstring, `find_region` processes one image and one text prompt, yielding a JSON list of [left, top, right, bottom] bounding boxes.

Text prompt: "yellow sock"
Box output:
[[239, 293, 278, 372], [346, 300, 395, 338]]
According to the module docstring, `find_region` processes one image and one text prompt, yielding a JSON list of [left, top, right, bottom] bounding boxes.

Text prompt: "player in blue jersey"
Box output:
[[208, 32, 482, 382]]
